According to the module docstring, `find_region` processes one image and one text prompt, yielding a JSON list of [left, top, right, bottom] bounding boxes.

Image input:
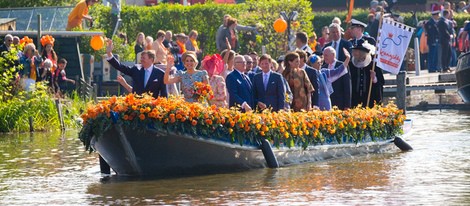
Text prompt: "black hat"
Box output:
[[350, 19, 367, 28], [351, 39, 374, 54]]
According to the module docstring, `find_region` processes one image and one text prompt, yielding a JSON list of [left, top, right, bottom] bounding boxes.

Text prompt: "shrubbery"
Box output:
[[87, 0, 314, 60], [84, 2, 470, 61], [0, 49, 85, 133]]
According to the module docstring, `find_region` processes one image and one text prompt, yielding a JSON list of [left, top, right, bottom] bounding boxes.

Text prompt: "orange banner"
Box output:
[[346, 0, 354, 23]]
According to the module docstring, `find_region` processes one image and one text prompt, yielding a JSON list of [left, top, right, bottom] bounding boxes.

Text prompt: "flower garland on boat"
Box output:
[[78, 93, 405, 153]]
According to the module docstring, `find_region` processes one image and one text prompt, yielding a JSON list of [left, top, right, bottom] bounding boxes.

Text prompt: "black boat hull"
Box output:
[[456, 52, 470, 103], [93, 125, 395, 176]]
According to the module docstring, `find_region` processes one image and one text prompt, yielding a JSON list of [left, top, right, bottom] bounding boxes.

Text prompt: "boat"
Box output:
[[92, 122, 412, 177], [456, 52, 470, 103], [79, 94, 411, 177]]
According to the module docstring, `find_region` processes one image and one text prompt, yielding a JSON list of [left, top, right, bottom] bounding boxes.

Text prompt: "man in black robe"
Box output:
[[349, 40, 384, 108]]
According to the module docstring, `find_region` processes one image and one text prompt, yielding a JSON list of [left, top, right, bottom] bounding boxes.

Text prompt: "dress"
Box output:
[[176, 70, 208, 102], [209, 75, 227, 108], [134, 43, 144, 63], [284, 68, 314, 112]]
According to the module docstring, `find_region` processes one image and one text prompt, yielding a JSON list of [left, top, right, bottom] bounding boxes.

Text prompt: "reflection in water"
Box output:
[[0, 111, 469, 205]]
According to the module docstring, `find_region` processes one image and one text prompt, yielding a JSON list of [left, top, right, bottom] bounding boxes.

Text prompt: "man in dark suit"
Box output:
[[425, 8, 441, 73], [324, 23, 353, 63], [253, 54, 285, 112], [106, 39, 167, 98], [322, 46, 351, 110], [349, 19, 376, 47], [0, 34, 12, 56], [226, 55, 254, 111], [296, 50, 318, 107], [438, 10, 453, 72]]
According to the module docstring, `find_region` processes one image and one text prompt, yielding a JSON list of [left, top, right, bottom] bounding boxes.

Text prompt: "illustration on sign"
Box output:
[[381, 33, 408, 49]]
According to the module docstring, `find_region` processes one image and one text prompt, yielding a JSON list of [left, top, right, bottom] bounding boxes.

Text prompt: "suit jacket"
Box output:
[[218, 27, 239, 52], [253, 72, 285, 112], [322, 60, 351, 110], [304, 65, 319, 107], [226, 69, 254, 110], [324, 38, 352, 62], [108, 56, 167, 98], [425, 18, 439, 45], [437, 17, 452, 44], [0, 44, 9, 55]]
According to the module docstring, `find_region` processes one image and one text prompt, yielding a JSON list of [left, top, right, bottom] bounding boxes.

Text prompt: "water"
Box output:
[[0, 110, 469, 205]]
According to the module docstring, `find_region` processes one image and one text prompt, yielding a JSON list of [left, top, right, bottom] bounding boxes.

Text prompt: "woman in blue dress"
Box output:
[[308, 48, 350, 110], [165, 51, 209, 102]]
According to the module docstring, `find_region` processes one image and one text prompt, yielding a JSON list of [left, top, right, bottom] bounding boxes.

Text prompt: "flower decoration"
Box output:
[[193, 82, 214, 102], [40, 35, 55, 47], [78, 94, 406, 153], [19, 36, 33, 46]]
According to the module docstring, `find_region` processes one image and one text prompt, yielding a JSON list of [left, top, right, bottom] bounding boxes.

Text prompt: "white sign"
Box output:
[[376, 19, 414, 74]]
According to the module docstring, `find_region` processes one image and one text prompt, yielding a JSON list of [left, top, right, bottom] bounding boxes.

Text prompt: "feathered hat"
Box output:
[[19, 36, 33, 46], [40, 35, 55, 47], [352, 39, 376, 55]]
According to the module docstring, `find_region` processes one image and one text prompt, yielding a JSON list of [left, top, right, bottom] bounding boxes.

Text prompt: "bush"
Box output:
[[88, 0, 314, 58], [0, 49, 85, 133], [86, 3, 470, 60]]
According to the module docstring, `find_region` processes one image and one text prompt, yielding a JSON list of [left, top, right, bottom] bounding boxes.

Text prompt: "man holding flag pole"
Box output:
[[347, 7, 414, 108]]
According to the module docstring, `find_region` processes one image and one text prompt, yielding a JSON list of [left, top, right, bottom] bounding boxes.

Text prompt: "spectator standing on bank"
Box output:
[[134, 32, 145, 62], [425, 7, 442, 73], [216, 14, 256, 52], [66, 0, 98, 31], [218, 17, 240, 52]]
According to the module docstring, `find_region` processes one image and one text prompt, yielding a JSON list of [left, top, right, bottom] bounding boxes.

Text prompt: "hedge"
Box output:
[[86, 3, 470, 61], [88, 0, 314, 60]]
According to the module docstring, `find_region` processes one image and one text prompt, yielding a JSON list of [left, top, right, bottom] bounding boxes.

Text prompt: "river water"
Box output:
[[0, 110, 469, 205]]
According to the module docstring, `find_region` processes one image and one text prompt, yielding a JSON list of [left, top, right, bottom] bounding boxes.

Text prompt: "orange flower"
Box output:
[[139, 114, 145, 120]]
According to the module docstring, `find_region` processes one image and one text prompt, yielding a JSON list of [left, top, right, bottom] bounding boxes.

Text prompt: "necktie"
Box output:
[[144, 69, 151, 88], [333, 41, 338, 55], [263, 74, 269, 90]]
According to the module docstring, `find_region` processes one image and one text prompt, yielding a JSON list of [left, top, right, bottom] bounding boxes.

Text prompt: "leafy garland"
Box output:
[[79, 94, 405, 153]]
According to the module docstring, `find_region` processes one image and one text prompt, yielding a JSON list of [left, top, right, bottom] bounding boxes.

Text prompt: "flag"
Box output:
[[346, 0, 354, 23], [376, 18, 414, 74]]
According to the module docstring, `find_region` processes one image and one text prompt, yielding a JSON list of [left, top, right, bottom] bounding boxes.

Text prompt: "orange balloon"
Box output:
[[273, 18, 287, 33], [90, 35, 104, 51]]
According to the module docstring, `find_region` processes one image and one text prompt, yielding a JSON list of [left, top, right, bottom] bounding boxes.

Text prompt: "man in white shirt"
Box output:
[[322, 46, 351, 109]]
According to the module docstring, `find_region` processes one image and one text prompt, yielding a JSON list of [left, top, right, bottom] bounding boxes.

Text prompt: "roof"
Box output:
[[0, 6, 73, 31]]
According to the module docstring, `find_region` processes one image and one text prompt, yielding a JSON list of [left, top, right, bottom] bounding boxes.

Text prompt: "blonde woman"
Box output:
[[165, 51, 209, 102], [134, 32, 145, 61]]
